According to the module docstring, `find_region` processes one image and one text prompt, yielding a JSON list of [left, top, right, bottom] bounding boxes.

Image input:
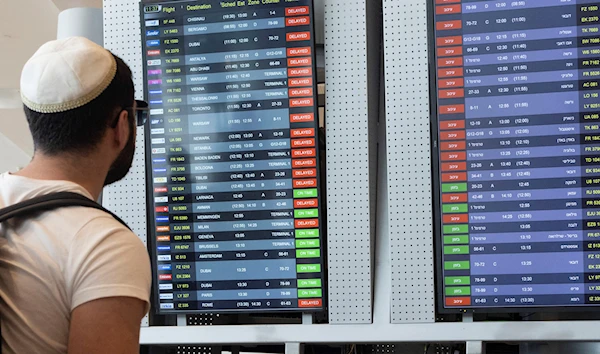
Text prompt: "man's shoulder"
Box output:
[[0, 173, 137, 243], [0, 173, 93, 202], [22, 197, 136, 246], [67, 212, 144, 256]]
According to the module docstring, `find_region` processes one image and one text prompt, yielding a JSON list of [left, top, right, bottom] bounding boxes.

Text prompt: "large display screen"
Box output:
[[432, 1, 600, 311], [141, 0, 324, 313]]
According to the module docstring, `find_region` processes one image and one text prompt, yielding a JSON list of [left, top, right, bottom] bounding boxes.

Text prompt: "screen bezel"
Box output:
[[427, 0, 600, 315], [427, 0, 452, 315], [140, 0, 327, 315]]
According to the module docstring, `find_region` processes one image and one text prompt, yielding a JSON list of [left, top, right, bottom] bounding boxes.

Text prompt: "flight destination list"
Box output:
[[141, 0, 324, 313], [433, 0, 600, 310]]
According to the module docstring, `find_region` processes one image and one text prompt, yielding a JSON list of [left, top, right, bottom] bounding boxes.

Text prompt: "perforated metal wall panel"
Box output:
[[177, 346, 219, 354], [186, 314, 216, 326], [102, 0, 149, 327], [383, 0, 436, 323], [178, 288, 220, 353], [367, 344, 426, 354], [369, 344, 396, 354], [324, 0, 378, 324]]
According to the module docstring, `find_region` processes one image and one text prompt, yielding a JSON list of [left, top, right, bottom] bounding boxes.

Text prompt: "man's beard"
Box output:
[[104, 123, 136, 186]]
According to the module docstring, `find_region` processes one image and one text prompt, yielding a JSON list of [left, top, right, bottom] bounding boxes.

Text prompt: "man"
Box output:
[[0, 37, 151, 353]]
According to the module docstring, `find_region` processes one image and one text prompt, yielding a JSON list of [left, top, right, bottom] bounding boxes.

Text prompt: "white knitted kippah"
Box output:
[[20, 37, 117, 113]]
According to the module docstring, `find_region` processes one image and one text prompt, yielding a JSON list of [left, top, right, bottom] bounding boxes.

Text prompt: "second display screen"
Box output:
[[432, 0, 600, 311]]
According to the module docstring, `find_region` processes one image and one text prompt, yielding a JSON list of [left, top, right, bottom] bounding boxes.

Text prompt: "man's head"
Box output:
[[20, 37, 137, 186]]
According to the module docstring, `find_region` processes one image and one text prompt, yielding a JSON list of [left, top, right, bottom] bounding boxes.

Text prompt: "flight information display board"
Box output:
[[431, 1, 600, 311], [141, 0, 324, 313]]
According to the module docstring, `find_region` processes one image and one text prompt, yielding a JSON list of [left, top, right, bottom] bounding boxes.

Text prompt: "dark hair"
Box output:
[[24, 54, 135, 155]]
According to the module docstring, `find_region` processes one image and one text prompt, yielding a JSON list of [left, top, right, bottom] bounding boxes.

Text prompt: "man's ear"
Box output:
[[114, 110, 130, 150]]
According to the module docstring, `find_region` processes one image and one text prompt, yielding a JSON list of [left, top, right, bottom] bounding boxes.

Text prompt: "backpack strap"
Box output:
[[0, 192, 131, 353], [0, 191, 130, 230]]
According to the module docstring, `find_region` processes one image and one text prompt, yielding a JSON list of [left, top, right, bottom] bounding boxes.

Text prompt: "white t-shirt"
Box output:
[[0, 173, 151, 354]]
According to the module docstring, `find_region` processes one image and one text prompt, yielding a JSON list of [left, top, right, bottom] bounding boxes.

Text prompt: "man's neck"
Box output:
[[14, 153, 108, 201]]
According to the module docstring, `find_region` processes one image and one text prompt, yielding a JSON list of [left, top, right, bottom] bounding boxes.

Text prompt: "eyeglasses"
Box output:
[[110, 100, 150, 128], [129, 100, 149, 127]]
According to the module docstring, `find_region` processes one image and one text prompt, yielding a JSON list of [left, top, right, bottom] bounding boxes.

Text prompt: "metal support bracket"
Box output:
[[302, 313, 314, 325], [463, 313, 484, 354], [466, 341, 484, 354], [285, 343, 303, 354], [282, 314, 311, 354], [177, 315, 187, 327]]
